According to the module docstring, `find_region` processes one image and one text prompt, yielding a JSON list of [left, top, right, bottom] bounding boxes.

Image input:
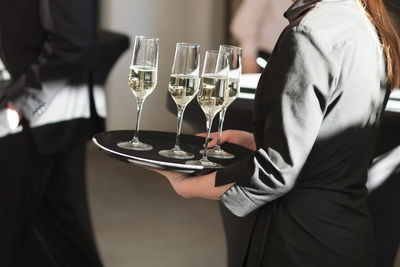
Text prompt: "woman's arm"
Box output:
[[149, 130, 253, 200], [214, 27, 338, 217], [153, 28, 336, 218], [152, 169, 234, 200]]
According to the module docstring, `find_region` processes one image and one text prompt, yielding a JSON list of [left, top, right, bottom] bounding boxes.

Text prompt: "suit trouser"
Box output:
[[0, 126, 103, 267]]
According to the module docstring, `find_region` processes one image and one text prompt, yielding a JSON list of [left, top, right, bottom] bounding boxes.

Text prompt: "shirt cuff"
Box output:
[[11, 89, 46, 121], [219, 184, 261, 217]]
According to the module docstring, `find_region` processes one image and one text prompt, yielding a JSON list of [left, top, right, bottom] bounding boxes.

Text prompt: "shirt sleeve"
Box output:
[[216, 26, 338, 217]]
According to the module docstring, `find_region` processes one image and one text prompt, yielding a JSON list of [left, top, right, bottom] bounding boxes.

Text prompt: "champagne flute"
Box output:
[[205, 45, 242, 159], [118, 36, 159, 151], [159, 43, 200, 159], [186, 50, 229, 167]]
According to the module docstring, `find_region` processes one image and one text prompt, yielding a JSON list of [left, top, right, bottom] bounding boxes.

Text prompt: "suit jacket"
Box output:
[[0, 0, 115, 153], [0, 0, 99, 103]]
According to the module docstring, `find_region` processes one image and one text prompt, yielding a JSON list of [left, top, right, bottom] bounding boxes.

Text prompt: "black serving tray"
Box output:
[[92, 130, 252, 174]]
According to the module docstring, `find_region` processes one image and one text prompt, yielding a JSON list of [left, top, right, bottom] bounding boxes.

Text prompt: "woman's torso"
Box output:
[[248, 0, 388, 266]]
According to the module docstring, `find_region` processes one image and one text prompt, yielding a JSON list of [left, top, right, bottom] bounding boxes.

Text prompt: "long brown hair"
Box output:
[[359, 0, 400, 90]]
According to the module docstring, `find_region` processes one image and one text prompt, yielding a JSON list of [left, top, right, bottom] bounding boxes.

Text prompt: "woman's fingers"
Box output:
[[196, 132, 219, 138], [196, 132, 222, 148], [206, 137, 218, 148], [196, 131, 229, 148]]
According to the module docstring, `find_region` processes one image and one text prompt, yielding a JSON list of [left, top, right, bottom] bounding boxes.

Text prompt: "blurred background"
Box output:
[[101, 0, 235, 133]]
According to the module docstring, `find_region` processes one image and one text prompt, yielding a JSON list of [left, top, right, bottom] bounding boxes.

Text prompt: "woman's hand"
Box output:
[[149, 169, 234, 200], [151, 169, 191, 198], [148, 130, 253, 200], [197, 129, 256, 151]]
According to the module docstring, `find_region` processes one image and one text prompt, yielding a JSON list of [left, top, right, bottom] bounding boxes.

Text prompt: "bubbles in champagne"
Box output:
[[169, 74, 199, 106], [197, 75, 227, 118], [128, 65, 157, 99]]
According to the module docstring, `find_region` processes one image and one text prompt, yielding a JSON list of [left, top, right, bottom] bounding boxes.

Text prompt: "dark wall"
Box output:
[[384, 0, 400, 35]]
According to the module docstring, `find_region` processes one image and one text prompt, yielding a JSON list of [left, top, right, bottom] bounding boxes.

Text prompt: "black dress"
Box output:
[[216, 0, 389, 266]]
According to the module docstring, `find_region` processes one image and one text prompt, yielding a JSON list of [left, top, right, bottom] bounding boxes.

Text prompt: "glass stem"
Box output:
[[201, 115, 215, 162], [173, 104, 186, 150], [216, 108, 227, 150], [132, 98, 144, 143]]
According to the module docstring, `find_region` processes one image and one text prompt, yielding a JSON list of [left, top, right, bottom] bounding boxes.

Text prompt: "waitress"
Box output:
[[152, 0, 400, 266]]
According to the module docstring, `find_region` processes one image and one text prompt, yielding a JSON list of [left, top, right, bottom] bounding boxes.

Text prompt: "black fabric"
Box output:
[[369, 111, 400, 267], [32, 118, 102, 154], [0, 0, 97, 93], [94, 30, 130, 85], [0, 0, 44, 84], [0, 1, 129, 108], [218, 202, 260, 267], [0, 0, 98, 107], [0, 127, 103, 267], [216, 0, 387, 265], [0, 0, 129, 153], [0, 124, 52, 267], [373, 111, 400, 157], [368, 168, 400, 267], [217, 97, 400, 267], [0, 0, 115, 266]]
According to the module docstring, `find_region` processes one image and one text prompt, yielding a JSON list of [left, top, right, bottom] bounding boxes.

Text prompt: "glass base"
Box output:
[[186, 158, 221, 168], [117, 140, 153, 151], [199, 148, 235, 159], [159, 148, 194, 159]]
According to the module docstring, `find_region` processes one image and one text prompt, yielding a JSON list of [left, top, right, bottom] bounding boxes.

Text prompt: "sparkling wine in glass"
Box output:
[[206, 45, 242, 159], [186, 50, 229, 167], [118, 36, 159, 151], [159, 43, 200, 159]]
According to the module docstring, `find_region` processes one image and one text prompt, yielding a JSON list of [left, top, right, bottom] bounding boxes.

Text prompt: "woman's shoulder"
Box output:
[[287, 0, 377, 53]]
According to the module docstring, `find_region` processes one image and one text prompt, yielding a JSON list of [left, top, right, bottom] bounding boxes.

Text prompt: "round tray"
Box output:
[[92, 130, 252, 174]]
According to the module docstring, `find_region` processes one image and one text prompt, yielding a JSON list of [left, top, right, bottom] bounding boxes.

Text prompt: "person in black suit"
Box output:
[[0, 0, 105, 266]]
